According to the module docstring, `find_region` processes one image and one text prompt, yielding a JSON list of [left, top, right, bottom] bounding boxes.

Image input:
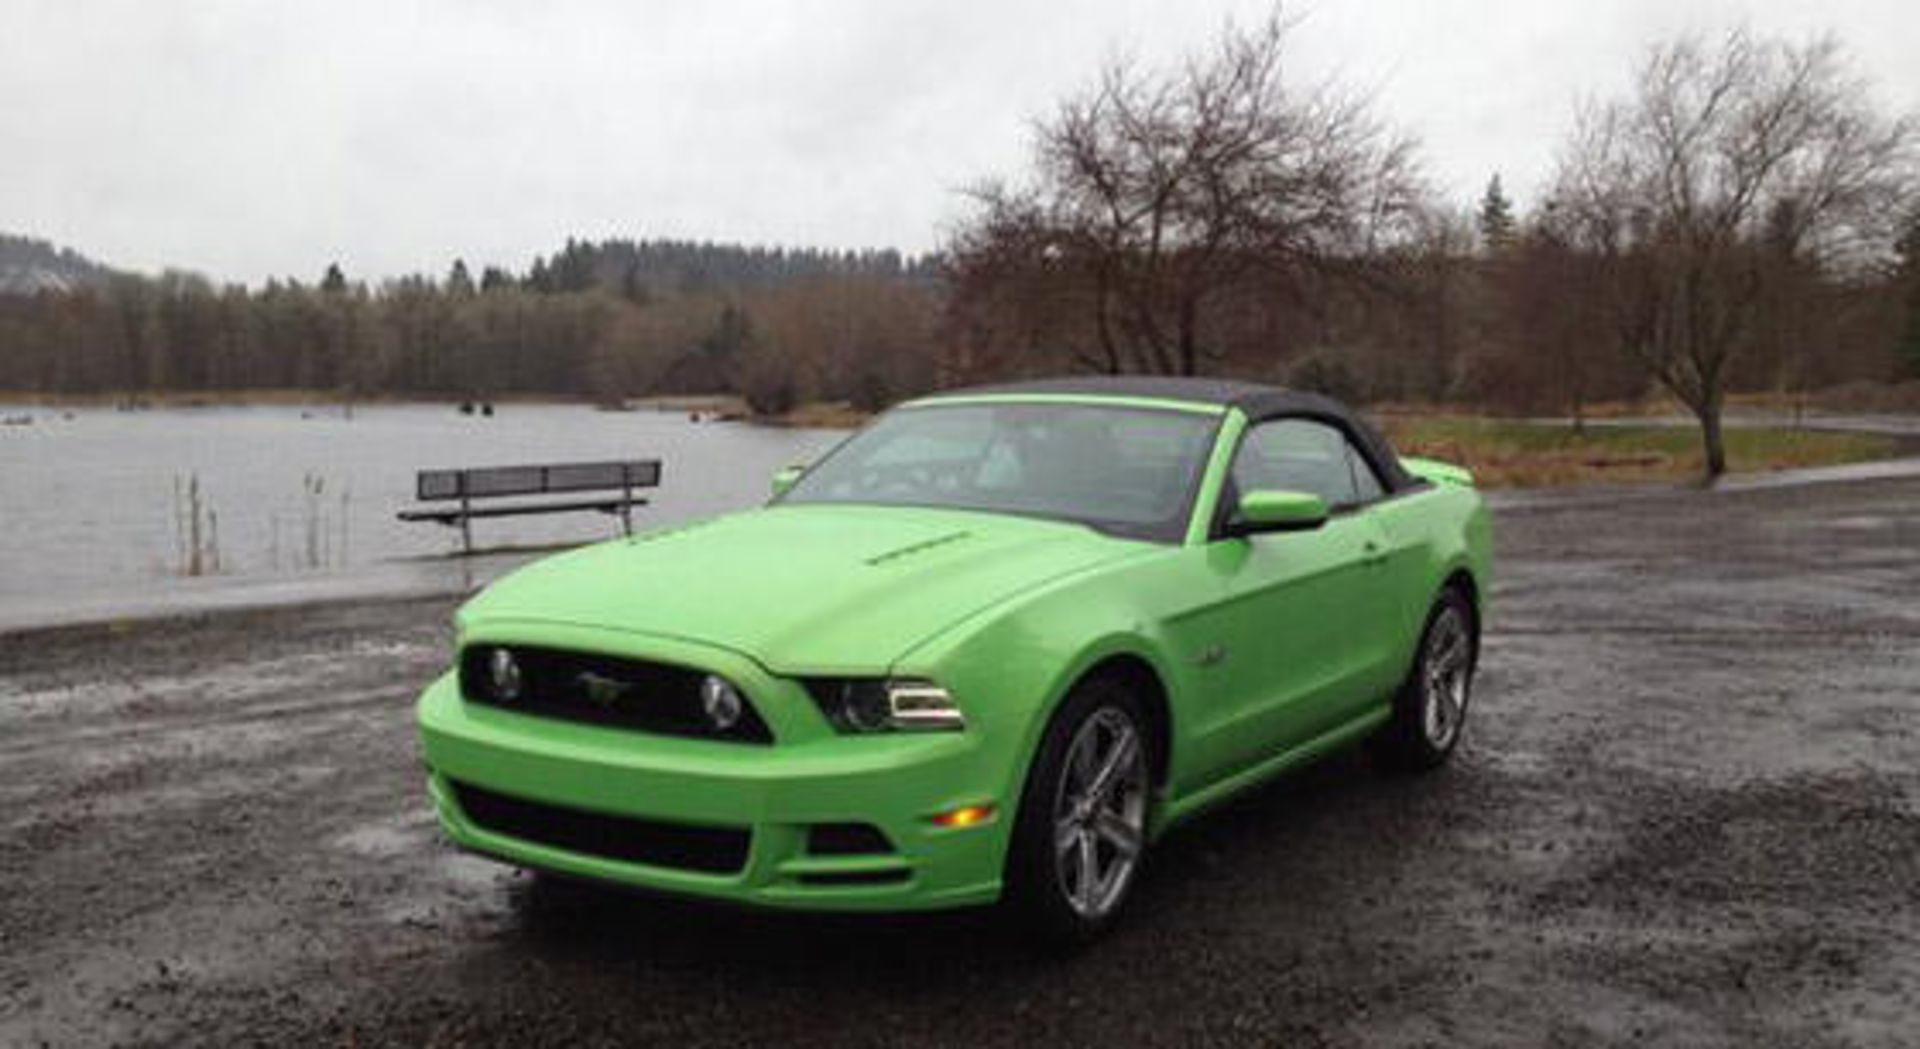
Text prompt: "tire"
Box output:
[[1376, 585, 1478, 771], [1004, 675, 1153, 947]]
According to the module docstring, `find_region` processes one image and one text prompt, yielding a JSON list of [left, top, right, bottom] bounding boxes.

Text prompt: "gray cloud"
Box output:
[[3, 0, 1914, 283]]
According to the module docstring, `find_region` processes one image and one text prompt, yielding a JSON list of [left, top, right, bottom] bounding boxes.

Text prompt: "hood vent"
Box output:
[[864, 530, 973, 567]]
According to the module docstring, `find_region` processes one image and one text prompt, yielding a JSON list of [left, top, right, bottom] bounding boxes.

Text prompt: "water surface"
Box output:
[[0, 402, 841, 629]]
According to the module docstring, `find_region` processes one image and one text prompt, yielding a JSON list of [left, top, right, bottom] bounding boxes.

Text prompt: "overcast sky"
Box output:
[[4, 0, 1915, 284]]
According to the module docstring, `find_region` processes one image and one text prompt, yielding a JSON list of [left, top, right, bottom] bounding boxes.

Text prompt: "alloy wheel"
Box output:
[[1051, 707, 1148, 920], [1421, 606, 1473, 749]]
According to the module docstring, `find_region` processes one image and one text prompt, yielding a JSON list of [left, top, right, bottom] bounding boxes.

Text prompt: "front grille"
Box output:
[[459, 645, 773, 744], [450, 780, 751, 874]]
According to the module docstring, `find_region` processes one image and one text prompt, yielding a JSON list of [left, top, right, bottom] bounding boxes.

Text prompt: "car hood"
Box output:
[[458, 503, 1143, 672]]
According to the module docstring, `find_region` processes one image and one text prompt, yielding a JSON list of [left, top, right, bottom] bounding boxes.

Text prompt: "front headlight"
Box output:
[[804, 678, 965, 733]]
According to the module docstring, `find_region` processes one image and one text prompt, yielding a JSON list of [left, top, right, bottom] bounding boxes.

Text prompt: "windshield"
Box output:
[[781, 401, 1221, 541]]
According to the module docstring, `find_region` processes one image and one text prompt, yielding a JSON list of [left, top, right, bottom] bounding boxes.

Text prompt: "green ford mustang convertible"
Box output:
[[417, 377, 1491, 941]]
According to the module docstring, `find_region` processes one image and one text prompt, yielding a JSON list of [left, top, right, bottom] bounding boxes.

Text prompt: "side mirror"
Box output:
[[770, 464, 806, 498], [1225, 489, 1328, 537]]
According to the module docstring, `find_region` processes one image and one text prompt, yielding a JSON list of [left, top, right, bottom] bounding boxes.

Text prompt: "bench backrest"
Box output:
[[416, 460, 662, 501]]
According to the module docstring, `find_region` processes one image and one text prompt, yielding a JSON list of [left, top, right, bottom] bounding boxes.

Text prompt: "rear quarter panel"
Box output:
[[1368, 482, 1492, 675]]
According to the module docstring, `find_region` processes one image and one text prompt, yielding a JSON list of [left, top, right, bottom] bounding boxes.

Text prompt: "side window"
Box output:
[[1229, 418, 1385, 511], [1345, 441, 1386, 503]]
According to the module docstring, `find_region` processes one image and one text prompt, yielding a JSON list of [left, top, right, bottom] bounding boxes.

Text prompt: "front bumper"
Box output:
[[416, 665, 1011, 911]]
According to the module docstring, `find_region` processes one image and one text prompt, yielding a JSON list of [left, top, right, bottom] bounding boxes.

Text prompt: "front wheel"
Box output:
[[1005, 676, 1152, 947], [1377, 586, 1478, 771]]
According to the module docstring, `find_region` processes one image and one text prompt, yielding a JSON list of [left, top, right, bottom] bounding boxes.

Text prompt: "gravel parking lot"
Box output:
[[2, 474, 1916, 1047]]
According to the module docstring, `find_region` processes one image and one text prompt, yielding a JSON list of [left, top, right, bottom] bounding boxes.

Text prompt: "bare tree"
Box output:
[[1485, 220, 1641, 429], [1547, 30, 1916, 478], [947, 10, 1422, 377], [1396, 206, 1477, 401]]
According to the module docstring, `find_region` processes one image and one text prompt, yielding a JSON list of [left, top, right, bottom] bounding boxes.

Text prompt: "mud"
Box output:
[[2, 476, 1916, 1047]]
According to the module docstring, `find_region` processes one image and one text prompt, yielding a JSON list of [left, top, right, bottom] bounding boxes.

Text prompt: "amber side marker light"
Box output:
[[930, 804, 997, 829]]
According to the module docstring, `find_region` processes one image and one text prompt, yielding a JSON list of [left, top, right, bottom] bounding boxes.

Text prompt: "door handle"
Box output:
[[1362, 540, 1389, 567]]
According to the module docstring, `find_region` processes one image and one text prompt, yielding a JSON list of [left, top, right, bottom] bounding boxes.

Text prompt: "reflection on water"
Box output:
[[0, 402, 841, 627]]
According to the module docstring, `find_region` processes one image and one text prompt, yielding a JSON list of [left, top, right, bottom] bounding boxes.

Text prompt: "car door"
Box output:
[[1173, 417, 1400, 785]]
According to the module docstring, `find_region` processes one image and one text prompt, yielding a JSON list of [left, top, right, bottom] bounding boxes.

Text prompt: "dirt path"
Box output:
[[2, 477, 1917, 1047]]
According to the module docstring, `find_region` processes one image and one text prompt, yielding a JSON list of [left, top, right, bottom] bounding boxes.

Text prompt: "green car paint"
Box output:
[[1231, 489, 1330, 530], [417, 382, 1491, 912], [1401, 455, 1476, 489]]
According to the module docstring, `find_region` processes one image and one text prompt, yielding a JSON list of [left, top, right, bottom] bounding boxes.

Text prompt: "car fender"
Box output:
[[892, 557, 1191, 829], [1444, 495, 1493, 622], [1016, 629, 1181, 774]]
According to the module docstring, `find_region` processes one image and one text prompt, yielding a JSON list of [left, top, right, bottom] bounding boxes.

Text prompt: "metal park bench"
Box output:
[[397, 459, 661, 554]]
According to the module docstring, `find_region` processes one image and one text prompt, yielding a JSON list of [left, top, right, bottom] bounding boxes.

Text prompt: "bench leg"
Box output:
[[459, 494, 473, 555]]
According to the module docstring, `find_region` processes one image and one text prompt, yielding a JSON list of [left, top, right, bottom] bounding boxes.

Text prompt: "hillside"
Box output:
[[0, 234, 116, 294], [524, 237, 938, 298]]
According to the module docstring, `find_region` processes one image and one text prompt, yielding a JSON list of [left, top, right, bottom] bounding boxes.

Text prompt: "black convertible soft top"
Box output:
[[931, 376, 1417, 493]]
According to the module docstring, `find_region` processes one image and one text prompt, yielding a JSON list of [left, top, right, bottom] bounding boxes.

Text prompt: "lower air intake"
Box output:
[[451, 780, 750, 875]]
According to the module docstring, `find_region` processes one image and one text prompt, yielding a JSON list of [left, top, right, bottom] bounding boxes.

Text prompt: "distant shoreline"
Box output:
[[0, 388, 717, 410], [0, 388, 872, 429]]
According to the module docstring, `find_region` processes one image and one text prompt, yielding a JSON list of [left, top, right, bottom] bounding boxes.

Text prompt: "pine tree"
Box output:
[[1478, 175, 1516, 250], [446, 258, 475, 297], [524, 256, 551, 293], [320, 263, 348, 295], [552, 238, 598, 293]]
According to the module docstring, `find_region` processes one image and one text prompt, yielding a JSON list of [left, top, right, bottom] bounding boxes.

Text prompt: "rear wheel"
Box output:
[[1005, 676, 1152, 946], [1377, 585, 1478, 771]]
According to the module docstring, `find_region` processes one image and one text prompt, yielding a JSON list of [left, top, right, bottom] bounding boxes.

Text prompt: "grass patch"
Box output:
[[1381, 417, 1897, 488]]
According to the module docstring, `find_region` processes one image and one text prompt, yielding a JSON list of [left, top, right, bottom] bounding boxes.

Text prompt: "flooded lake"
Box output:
[[0, 402, 843, 630]]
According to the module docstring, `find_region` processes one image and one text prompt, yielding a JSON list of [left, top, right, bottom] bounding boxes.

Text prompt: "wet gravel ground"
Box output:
[[2, 476, 1917, 1047]]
